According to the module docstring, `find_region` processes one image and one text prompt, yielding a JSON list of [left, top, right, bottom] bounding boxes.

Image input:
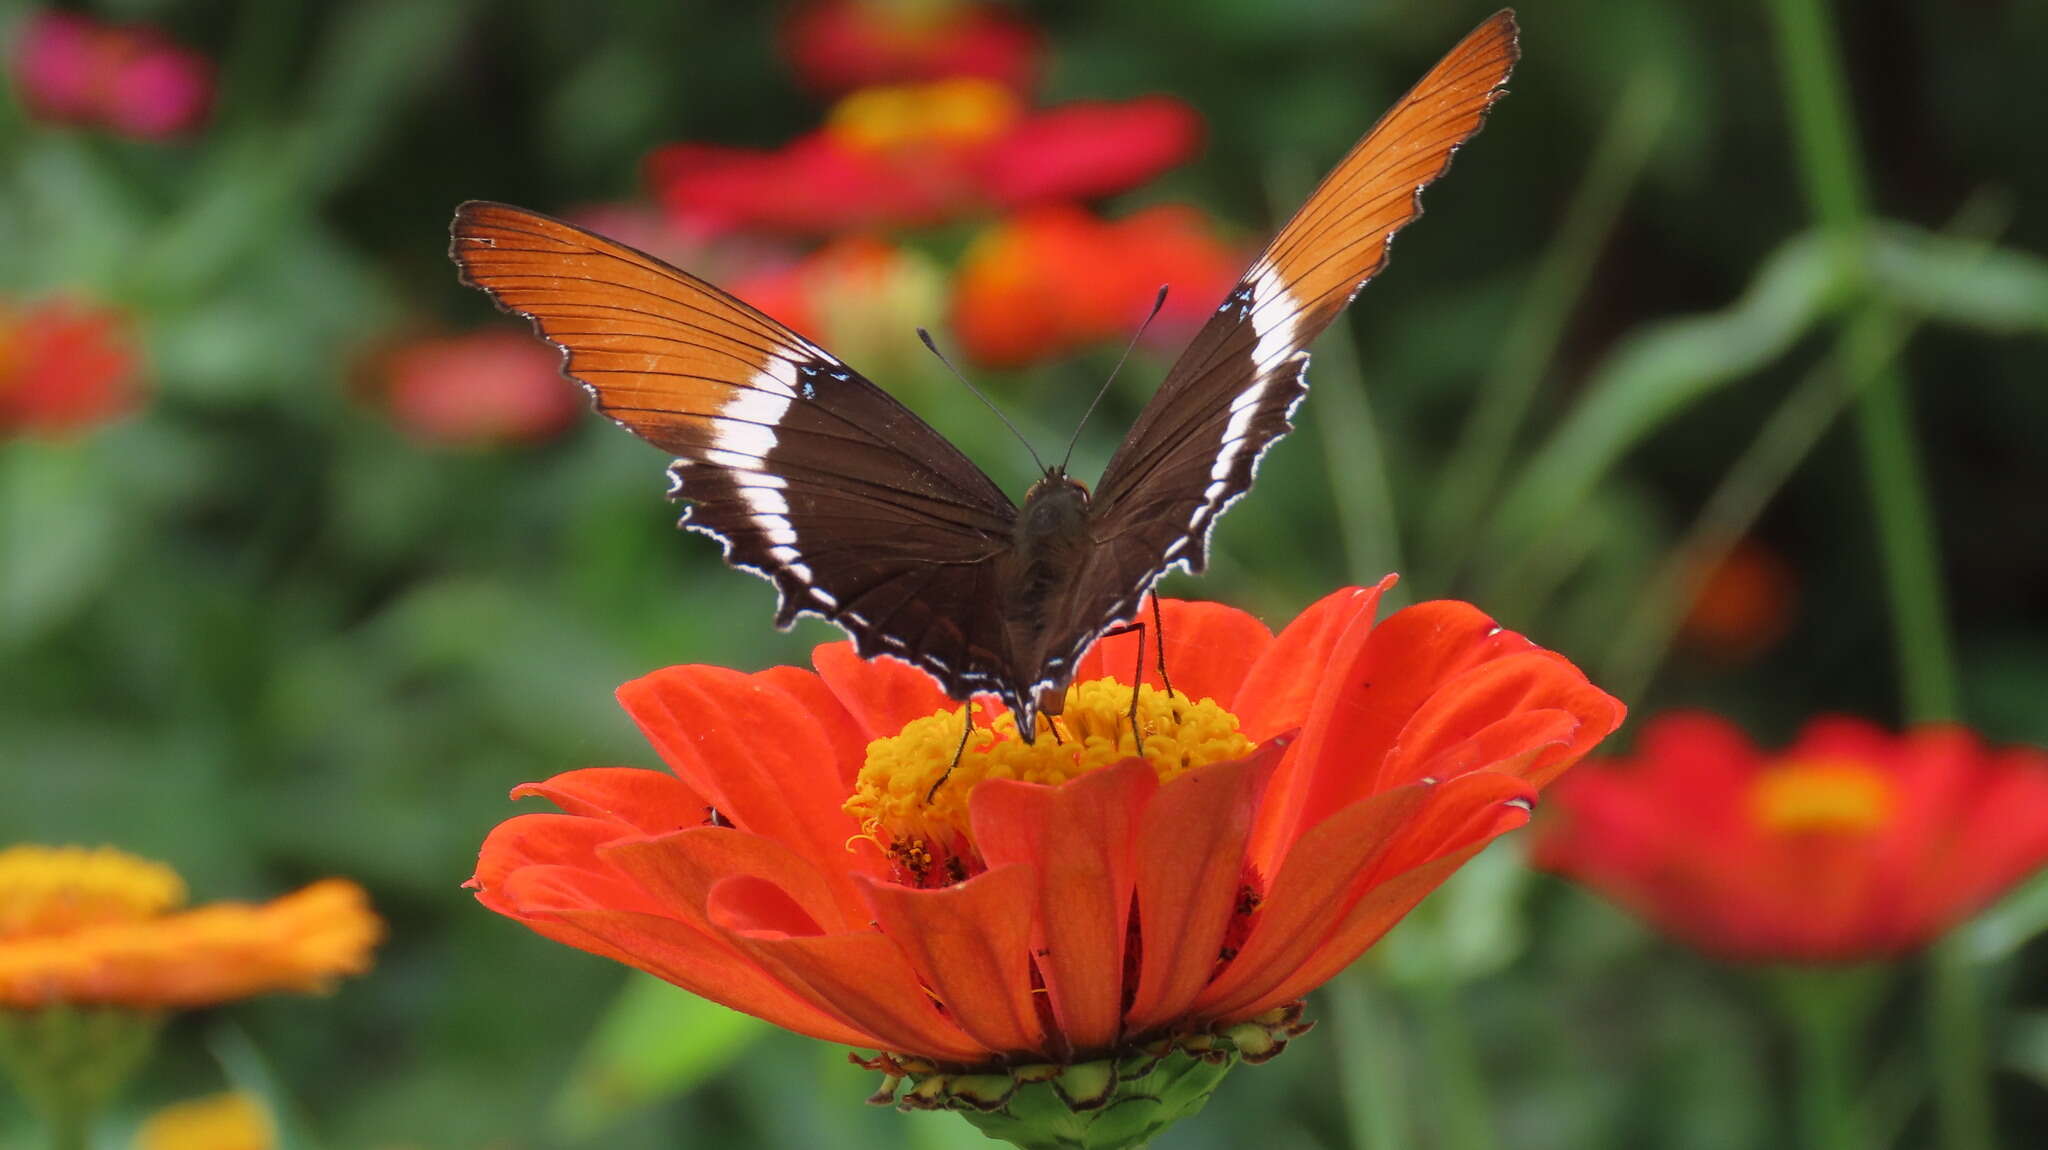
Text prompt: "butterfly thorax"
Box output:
[[1005, 471, 1094, 722]]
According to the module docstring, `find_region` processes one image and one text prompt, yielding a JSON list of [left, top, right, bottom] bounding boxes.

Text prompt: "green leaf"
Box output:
[[550, 974, 767, 1140], [0, 439, 126, 645], [1480, 231, 1837, 581]]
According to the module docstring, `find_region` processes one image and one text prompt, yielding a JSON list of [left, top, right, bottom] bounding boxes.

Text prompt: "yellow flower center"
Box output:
[[135, 1091, 275, 1150], [1748, 759, 1895, 835], [846, 678, 1254, 862], [0, 845, 186, 939], [826, 77, 1021, 152]]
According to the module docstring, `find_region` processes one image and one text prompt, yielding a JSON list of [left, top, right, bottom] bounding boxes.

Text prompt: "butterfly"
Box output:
[[451, 10, 1517, 740]]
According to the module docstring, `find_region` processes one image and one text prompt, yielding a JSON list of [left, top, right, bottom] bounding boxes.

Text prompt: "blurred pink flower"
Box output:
[[0, 297, 144, 435], [11, 10, 212, 139], [781, 0, 1043, 96], [371, 331, 580, 446]]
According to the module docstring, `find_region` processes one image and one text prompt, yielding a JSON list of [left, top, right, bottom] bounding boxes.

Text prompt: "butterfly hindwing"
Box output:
[[450, 202, 1023, 695]]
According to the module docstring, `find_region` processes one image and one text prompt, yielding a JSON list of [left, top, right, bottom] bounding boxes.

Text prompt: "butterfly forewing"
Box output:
[[450, 202, 1024, 695], [448, 11, 1518, 733], [1055, 11, 1520, 672]]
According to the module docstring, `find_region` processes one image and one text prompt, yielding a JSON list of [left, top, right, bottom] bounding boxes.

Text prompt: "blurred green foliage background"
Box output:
[[2, 0, 2046, 1146]]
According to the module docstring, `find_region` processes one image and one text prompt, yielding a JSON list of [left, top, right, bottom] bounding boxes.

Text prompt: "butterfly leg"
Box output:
[[1098, 621, 1151, 756], [926, 705, 976, 802], [1151, 595, 1178, 703]]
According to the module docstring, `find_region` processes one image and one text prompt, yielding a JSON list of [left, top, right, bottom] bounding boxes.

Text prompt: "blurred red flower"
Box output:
[[649, 78, 1200, 236], [782, 0, 1043, 96], [0, 297, 143, 435], [1678, 538, 1797, 661], [370, 331, 580, 446], [951, 203, 1242, 368], [472, 583, 1622, 1069], [10, 10, 212, 139], [1535, 712, 2048, 963]]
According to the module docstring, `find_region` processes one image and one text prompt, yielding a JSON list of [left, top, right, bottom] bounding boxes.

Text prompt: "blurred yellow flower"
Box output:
[[134, 1091, 274, 1150], [0, 845, 383, 1009]]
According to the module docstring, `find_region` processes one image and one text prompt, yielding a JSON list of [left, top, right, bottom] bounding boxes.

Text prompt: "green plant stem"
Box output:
[[1930, 940, 1993, 1150], [1601, 339, 1858, 697], [1415, 978, 1496, 1150], [1774, 969, 1881, 1150], [1762, 0, 1961, 725], [1310, 319, 1405, 583], [1601, 196, 2005, 698], [1765, 2, 1979, 1148], [1329, 973, 1409, 1150], [1424, 67, 1670, 588]]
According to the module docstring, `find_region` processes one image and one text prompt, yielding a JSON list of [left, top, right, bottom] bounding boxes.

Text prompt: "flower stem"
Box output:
[[1773, 969, 1881, 1150], [1414, 978, 1496, 1150], [1929, 939, 1994, 1150], [1760, 0, 1961, 725], [1329, 973, 1409, 1150], [1763, 2, 1981, 1142]]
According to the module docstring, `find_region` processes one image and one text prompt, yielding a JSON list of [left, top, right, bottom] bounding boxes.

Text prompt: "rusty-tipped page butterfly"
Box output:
[[450, 11, 1518, 740]]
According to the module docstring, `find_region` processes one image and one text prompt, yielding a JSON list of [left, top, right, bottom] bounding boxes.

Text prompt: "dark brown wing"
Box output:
[[1039, 11, 1519, 685], [450, 202, 1024, 698]]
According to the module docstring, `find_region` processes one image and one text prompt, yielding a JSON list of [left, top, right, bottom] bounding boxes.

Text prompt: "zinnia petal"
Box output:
[[1125, 740, 1287, 1033], [858, 864, 1044, 1054], [970, 761, 1156, 1054]]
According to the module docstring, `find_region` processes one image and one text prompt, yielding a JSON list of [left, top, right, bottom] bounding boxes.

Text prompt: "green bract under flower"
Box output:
[[858, 1004, 1314, 1150]]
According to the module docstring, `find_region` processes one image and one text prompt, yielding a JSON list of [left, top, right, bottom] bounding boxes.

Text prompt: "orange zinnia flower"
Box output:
[[472, 582, 1621, 1130], [951, 203, 1243, 368], [0, 847, 382, 1146], [1534, 712, 2048, 962], [0, 846, 383, 1009], [1677, 538, 1797, 660]]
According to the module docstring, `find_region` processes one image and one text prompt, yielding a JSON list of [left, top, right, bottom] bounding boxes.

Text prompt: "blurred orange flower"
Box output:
[[1678, 539, 1796, 660], [370, 330, 581, 446], [649, 78, 1200, 236], [782, 0, 1043, 96], [951, 203, 1243, 367], [10, 10, 213, 139], [0, 846, 382, 1009], [1534, 712, 2048, 962], [727, 235, 942, 346], [0, 297, 143, 435], [472, 583, 1621, 1074], [133, 1091, 275, 1150]]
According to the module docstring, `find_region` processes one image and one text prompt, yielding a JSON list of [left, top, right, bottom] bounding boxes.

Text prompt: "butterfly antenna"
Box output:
[[918, 328, 1048, 474], [1061, 284, 1170, 472]]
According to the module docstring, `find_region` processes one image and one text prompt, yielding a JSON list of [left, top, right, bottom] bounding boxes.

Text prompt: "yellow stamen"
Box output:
[[846, 678, 1254, 849], [826, 77, 1022, 152], [0, 845, 186, 939], [1749, 759, 1895, 835], [135, 1091, 275, 1150]]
